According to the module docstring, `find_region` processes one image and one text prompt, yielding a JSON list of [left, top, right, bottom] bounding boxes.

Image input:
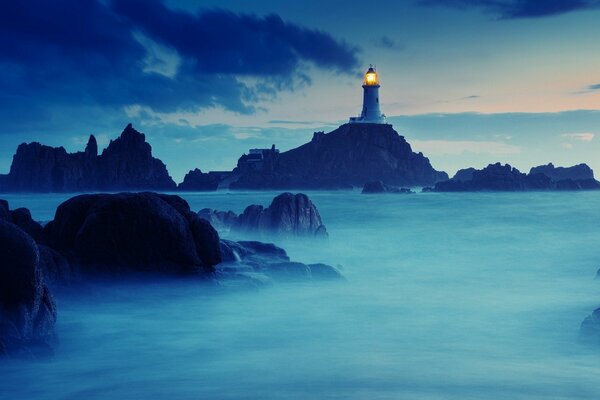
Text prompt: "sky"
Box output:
[[1, 0, 600, 181]]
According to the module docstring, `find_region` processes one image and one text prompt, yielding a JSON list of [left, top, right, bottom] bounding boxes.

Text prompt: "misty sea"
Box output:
[[1, 190, 600, 399]]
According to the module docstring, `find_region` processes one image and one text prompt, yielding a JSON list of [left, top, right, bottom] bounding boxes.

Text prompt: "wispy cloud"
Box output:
[[561, 132, 595, 142]]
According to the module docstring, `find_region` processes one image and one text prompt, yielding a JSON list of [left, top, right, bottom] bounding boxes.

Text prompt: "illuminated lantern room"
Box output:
[[349, 65, 386, 124], [363, 67, 379, 86]]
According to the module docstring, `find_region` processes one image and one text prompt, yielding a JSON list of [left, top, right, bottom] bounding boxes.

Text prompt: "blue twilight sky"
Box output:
[[1, 0, 600, 182]]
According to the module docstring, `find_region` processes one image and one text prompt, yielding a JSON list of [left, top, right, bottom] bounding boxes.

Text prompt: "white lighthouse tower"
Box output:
[[349, 65, 386, 124]]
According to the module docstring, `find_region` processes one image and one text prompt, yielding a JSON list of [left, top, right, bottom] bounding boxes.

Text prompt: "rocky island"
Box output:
[[427, 162, 600, 192]]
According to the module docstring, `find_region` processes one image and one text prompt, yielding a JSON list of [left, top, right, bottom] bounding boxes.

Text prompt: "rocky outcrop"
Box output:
[[94, 124, 176, 190], [451, 168, 476, 182], [430, 163, 600, 192], [218, 240, 343, 287], [530, 163, 594, 181], [44, 192, 220, 277], [178, 169, 220, 191], [0, 220, 57, 357], [198, 193, 328, 239], [362, 180, 413, 194], [0, 124, 176, 192], [230, 123, 448, 189]]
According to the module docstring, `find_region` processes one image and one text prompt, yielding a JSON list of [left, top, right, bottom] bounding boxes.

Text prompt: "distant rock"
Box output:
[[230, 123, 448, 189], [430, 162, 600, 192], [530, 163, 594, 181], [0, 220, 57, 357], [44, 192, 220, 277], [178, 168, 220, 191], [94, 124, 176, 191], [233, 193, 328, 238], [451, 168, 476, 182], [0, 124, 176, 192], [362, 180, 413, 194]]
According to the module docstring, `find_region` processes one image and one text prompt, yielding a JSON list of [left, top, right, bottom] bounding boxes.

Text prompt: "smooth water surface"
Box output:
[[1, 190, 600, 399]]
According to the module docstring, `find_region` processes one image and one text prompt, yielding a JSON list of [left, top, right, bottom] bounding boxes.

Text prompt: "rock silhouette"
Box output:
[[231, 123, 448, 189], [0, 124, 176, 192]]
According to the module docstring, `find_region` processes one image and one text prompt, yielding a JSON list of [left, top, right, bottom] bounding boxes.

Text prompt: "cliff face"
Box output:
[[231, 123, 448, 189], [0, 124, 176, 192]]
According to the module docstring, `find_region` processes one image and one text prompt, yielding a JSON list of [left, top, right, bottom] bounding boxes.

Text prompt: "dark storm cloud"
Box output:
[[417, 0, 600, 19], [0, 0, 359, 127]]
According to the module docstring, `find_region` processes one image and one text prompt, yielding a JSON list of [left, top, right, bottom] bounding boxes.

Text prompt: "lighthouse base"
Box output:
[[349, 115, 387, 124]]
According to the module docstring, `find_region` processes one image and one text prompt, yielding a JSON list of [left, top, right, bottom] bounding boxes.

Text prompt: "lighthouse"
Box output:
[[349, 65, 386, 124]]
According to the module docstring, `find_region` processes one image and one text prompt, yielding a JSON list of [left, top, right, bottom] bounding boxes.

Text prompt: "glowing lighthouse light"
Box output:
[[349, 65, 387, 124]]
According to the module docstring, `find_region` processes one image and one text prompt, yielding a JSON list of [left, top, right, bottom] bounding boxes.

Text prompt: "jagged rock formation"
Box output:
[[178, 168, 220, 191], [0, 124, 176, 192], [198, 193, 328, 238], [362, 180, 413, 194], [430, 163, 600, 192], [230, 123, 448, 189], [43, 192, 220, 276], [0, 219, 57, 358], [529, 163, 594, 181]]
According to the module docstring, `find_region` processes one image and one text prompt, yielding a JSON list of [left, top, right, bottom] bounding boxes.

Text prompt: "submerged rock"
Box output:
[[362, 180, 413, 194], [0, 220, 57, 357], [580, 308, 600, 343], [218, 239, 344, 285], [44, 192, 221, 277]]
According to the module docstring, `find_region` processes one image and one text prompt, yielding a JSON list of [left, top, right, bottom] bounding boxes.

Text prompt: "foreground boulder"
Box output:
[[44, 192, 220, 277], [0, 220, 57, 357], [362, 181, 413, 194]]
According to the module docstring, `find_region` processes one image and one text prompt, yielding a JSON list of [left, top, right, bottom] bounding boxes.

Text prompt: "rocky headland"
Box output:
[[230, 123, 448, 189]]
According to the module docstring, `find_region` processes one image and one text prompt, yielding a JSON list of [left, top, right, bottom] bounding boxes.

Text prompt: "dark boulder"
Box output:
[[44, 192, 220, 276], [10, 208, 44, 242], [233, 193, 328, 238], [0, 220, 57, 357], [362, 180, 414, 194], [178, 169, 220, 191]]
